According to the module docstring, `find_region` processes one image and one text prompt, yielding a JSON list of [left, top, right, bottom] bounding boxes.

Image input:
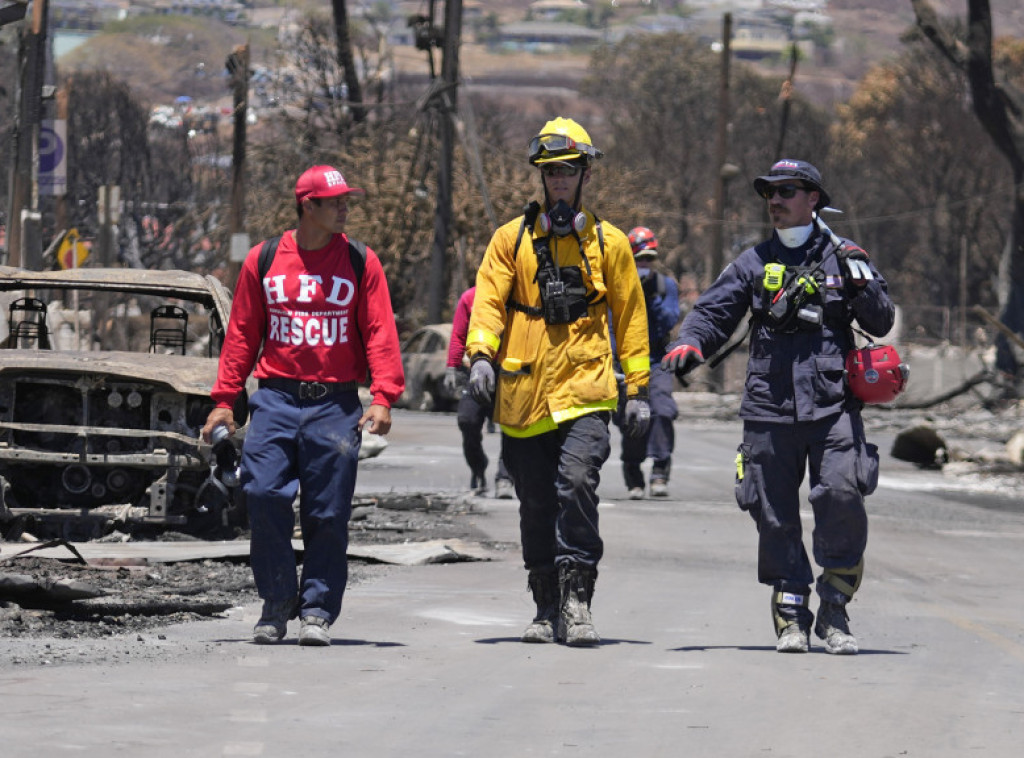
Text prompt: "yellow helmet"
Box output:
[[528, 117, 604, 166]]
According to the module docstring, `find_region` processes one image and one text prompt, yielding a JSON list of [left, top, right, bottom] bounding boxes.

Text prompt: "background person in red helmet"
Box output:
[[612, 226, 680, 499], [203, 165, 404, 647], [466, 117, 650, 647], [662, 158, 895, 655]]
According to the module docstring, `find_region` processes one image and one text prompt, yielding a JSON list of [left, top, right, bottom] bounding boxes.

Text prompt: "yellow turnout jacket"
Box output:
[[467, 208, 650, 437]]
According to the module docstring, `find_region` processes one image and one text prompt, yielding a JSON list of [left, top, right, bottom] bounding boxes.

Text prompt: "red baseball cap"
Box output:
[[294, 165, 365, 204]]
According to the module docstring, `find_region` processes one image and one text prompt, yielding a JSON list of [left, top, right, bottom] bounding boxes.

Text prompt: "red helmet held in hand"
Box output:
[[846, 344, 909, 404]]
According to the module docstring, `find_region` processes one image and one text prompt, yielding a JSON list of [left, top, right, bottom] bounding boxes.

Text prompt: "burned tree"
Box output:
[[912, 0, 1024, 381], [330, 0, 365, 124]]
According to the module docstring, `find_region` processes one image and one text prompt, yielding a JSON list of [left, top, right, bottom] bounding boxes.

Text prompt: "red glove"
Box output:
[[661, 344, 705, 380]]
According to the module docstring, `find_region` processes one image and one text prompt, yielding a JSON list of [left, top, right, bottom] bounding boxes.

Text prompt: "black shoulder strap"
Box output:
[[257, 235, 366, 287], [257, 235, 282, 281], [347, 238, 367, 286], [511, 202, 541, 261]]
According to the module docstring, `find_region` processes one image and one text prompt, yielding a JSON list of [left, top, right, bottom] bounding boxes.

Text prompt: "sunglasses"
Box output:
[[761, 184, 806, 200], [540, 164, 582, 178]]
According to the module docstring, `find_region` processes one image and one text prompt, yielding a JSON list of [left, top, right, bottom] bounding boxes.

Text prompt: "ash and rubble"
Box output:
[[2, 388, 1023, 665], [0, 491, 504, 664]]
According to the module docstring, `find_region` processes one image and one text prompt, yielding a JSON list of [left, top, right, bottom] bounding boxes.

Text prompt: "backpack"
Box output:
[[256, 234, 367, 285]]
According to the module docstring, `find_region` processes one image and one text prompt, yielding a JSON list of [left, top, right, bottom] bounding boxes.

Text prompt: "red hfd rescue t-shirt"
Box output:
[[211, 231, 405, 409]]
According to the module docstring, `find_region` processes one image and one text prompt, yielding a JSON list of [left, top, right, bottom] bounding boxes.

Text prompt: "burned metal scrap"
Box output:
[[0, 266, 253, 540]]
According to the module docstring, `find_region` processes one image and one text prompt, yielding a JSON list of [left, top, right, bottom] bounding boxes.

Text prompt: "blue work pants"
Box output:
[[614, 363, 677, 487], [738, 412, 872, 600], [241, 386, 362, 624]]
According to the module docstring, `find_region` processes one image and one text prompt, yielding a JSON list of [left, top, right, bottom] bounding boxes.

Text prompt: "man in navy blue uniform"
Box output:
[[615, 227, 680, 499], [662, 159, 895, 655]]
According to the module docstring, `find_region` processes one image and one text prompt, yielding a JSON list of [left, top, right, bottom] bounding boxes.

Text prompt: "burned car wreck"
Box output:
[[0, 266, 251, 540]]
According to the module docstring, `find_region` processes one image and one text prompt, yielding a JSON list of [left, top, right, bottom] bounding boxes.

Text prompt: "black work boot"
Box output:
[[521, 569, 559, 643], [815, 600, 858, 655], [557, 564, 600, 647], [469, 470, 487, 495]]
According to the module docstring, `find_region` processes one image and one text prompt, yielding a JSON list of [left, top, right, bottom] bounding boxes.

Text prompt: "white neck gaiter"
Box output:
[[777, 223, 814, 248]]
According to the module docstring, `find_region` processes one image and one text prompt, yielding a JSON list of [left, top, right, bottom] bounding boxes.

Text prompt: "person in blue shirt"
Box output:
[[613, 227, 680, 499]]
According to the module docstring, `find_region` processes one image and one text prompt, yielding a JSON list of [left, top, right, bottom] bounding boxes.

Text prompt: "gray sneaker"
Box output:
[[814, 601, 858, 655], [776, 623, 809, 653], [253, 621, 286, 644], [495, 478, 515, 499], [253, 598, 296, 644], [627, 487, 644, 500], [650, 479, 668, 497], [299, 615, 331, 646]]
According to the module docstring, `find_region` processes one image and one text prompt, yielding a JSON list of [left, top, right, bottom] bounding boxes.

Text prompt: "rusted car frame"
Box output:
[[0, 266, 250, 539]]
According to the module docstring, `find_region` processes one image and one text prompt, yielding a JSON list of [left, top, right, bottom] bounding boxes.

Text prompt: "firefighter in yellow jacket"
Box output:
[[467, 117, 651, 646]]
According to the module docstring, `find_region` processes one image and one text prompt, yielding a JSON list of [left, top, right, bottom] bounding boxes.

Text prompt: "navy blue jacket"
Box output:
[[642, 270, 680, 363], [673, 229, 895, 423]]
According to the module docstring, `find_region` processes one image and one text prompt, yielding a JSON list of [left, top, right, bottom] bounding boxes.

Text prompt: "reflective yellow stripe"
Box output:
[[621, 354, 650, 374], [500, 398, 617, 438], [468, 329, 501, 352], [501, 418, 557, 438]]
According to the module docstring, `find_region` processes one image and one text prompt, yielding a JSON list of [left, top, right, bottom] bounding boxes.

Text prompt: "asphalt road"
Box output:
[[2, 407, 1023, 758]]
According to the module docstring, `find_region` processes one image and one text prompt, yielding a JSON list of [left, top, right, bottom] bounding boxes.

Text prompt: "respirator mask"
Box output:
[[538, 200, 586, 237]]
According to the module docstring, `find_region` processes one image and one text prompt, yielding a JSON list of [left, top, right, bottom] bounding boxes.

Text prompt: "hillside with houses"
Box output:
[[49, 1, 1024, 114]]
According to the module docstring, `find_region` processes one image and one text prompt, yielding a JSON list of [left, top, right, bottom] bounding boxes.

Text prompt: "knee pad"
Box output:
[[818, 559, 864, 603]]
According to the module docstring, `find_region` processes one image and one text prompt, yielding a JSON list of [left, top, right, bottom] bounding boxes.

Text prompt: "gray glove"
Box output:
[[468, 359, 495, 405], [443, 366, 459, 395], [623, 398, 651, 438]]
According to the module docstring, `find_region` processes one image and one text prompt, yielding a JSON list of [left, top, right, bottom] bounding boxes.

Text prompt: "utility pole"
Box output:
[[709, 12, 732, 291], [5, 0, 47, 268], [226, 43, 250, 286], [50, 84, 69, 232], [774, 42, 799, 161], [427, 0, 461, 324], [708, 12, 732, 393]]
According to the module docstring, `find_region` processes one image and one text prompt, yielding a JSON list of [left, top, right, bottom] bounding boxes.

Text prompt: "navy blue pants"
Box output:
[[456, 389, 510, 484], [502, 412, 611, 571], [241, 386, 362, 624], [737, 411, 874, 602], [614, 363, 677, 488]]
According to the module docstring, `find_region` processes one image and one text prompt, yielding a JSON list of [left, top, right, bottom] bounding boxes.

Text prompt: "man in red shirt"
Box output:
[[203, 165, 404, 646], [443, 286, 513, 497]]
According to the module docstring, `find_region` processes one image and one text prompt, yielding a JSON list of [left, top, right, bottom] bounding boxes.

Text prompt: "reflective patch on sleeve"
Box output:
[[468, 328, 501, 352], [620, 354, 650, 374]]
